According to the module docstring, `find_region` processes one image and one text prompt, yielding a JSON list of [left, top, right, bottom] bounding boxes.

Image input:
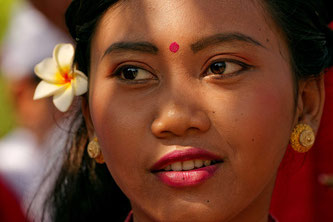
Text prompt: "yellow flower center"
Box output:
[[58, 67, 73, 84]]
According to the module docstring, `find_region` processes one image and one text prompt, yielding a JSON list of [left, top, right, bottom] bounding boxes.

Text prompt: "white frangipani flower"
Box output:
[[33, 43, 88, 112]]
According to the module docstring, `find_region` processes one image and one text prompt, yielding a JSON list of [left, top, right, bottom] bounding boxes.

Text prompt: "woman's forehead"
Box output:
[[92, 0, 285, 60]]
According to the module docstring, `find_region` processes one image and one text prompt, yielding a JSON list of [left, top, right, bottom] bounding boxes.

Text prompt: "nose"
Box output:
[[151, 98, 211, 138]]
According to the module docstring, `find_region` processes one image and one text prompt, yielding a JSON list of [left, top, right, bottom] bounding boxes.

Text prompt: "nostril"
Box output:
[[186, 127, 201, 135], [189, 127, 200, 131], [159, 130, 172, 136]]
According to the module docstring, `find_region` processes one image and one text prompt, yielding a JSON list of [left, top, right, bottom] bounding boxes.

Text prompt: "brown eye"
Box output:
[[122, 67, 138, 80], [207, 61, 244, 76], [210, 62, 226, 74], [116, 66, 154, 81]]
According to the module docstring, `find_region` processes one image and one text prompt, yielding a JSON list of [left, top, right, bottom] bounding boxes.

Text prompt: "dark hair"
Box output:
[[41, 0, 333, 221], [263, 0, 333, 79], [41, 2, 131, 221]]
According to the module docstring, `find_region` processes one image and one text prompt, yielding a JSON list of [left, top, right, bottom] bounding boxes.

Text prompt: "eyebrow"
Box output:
[[103, 41, 158, 58], [191, 32, 265, 53]]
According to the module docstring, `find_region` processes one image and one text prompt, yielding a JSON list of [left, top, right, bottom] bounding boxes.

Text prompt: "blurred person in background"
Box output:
[[0, 0, 70, 219], [28, 0, 71, 33]]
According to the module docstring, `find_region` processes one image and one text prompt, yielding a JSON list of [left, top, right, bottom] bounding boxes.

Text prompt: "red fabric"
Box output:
[[270, 51, 333, 220], [0, 177, 27, 222]]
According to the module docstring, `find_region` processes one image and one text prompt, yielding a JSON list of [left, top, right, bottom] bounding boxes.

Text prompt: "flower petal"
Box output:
[[34, 58, 63, 83], [73, 70, 88, 96], [53, 43, 74, 70], [53, 84, 74, 112], [33, 81, 67, 100]]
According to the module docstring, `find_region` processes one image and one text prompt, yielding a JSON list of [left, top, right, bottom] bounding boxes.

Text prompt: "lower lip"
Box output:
[[155, 164, 219, 188]]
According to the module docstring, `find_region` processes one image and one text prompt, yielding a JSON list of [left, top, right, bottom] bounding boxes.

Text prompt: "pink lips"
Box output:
[[151, 148, 223, 188]]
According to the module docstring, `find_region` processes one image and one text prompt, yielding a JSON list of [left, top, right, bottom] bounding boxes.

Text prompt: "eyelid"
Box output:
[[109, 64, 158, 85], [201, 56, 253, 78], [201, 53, 252, 70], [109, 61, 156, 78]]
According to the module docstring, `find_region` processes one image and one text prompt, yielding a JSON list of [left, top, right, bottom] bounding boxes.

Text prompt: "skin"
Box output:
[[83, 0, 325, 221]]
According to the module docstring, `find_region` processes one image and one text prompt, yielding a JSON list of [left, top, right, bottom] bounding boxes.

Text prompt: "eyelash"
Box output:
[[112, 64, 156, 83], [203, 59, 252, 79], [111, 59, 252, 82]]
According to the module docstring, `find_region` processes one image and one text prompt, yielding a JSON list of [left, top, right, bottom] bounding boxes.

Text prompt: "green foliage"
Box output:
[[0, 0, 16, 42], [0, 0, 17, 138], [0, 76, 16, 138]]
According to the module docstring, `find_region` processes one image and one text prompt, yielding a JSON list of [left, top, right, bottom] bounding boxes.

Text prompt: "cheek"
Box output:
[[89, 85, 153, 189], [237, 83, 293, 144], [209, 77, 294, 145], [208, 72, 295, 192]]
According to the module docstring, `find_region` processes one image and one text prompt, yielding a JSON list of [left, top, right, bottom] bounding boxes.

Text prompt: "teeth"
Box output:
[[164, 159, 216, 171], [194, 159, 204, 168], [204, 160, 211, 166], [182, 160, 195, 170], [171, 162, 182, 171]]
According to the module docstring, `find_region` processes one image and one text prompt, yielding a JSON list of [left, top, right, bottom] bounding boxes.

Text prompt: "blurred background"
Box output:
[[0, 0, 16, 138], [0, 0, 70, 137], [0, 0, 71, 221]]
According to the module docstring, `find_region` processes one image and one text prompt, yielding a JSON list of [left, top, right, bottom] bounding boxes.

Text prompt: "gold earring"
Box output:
[[87, 137, 105, 164], [290, 123, 315, 153]]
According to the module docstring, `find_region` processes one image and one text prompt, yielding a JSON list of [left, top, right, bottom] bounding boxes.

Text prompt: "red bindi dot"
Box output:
[[169, 42, 180, 53]]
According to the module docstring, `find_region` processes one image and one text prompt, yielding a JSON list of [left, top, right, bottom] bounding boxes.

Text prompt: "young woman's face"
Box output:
[[88, 0, 295, 221]]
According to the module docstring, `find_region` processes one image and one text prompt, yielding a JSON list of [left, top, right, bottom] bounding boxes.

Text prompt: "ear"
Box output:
[[82, 97, 95, 140], [295, 74, 325, 134]]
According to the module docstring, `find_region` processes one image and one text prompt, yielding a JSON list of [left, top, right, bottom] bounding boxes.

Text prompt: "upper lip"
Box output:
[[150, 147, 223, 172]]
